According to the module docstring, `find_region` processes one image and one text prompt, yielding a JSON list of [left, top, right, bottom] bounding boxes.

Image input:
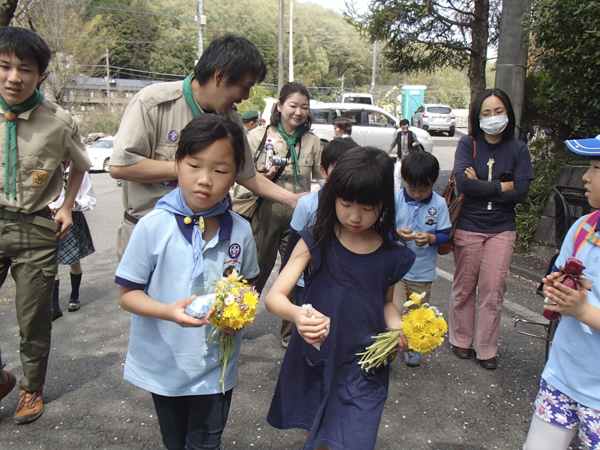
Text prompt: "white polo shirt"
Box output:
[[115, 209, 259, 396]]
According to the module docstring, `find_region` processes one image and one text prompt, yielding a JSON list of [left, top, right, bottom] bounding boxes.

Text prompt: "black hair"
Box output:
[[270, 82, 313, 130], [310, 147, 401, 288], [320, 137, 358, 174], [469, 88, 516, 140], [400, 152, 440, 186], [194, 35, 267, 86], [176, 115, 245, 171], [332, 117, 352, 135], [0, 27, 51, 74], [399, 118, 409, 126], [242, 117, 258, 124]]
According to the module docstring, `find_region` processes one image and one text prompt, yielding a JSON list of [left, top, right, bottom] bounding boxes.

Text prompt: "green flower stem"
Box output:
[[357, 330, 401, 372]]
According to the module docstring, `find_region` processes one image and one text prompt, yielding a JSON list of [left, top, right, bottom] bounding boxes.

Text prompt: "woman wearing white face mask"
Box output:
[[448, 88, 534, 370]]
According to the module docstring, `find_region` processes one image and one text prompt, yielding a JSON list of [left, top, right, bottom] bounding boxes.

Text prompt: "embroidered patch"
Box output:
[[428, 207, 437, 215], [223, 261, 242, 277], [32, 171, 47, 187], [168, 130, 179, 142], [228, 243, 241, 259], [265, 143, 274, 151], [425, 218, 437, 226]]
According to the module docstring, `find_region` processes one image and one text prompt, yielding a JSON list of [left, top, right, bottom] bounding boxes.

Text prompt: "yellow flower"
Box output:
[[403, 291, 426, 309], [243, 291, 259, 309]]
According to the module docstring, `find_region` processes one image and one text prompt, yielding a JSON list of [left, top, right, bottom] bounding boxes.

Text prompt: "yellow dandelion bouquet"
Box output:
[[357, 292, 447, 372], [187, 270, 259, 393], [400, 292, 447, 354]]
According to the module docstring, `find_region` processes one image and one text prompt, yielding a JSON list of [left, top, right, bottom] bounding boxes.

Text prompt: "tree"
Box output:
[[0, 0, 18, 27], [525, 0, 600, 140], [13, 0, 114, 106], [345, 0, 500, 105]]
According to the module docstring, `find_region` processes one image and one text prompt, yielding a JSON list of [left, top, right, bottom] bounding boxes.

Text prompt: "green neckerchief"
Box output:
[[0, 89, 45, 200], [276, 122, 306, 187], [182, 73, 202, 117]]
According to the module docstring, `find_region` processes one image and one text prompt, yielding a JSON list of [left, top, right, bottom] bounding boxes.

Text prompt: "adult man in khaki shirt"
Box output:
[[110, 35, 302, 259]]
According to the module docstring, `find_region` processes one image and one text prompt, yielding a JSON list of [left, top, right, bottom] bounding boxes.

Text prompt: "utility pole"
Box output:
[[288, 0, 294, 82], [370, 41, 377, 93], [105, 48, 110, 106], [278, 0, 284, 94], [197, 0, 206, 59], [494, 0, 533, 139]]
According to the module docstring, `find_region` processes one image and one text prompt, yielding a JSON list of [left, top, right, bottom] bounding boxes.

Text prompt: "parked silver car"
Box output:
[[309, 102, 433, 155], [412, 104, 456, 136]]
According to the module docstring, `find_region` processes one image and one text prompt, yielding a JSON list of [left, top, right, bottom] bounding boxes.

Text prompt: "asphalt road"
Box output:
[[0, 141, 579, 449]]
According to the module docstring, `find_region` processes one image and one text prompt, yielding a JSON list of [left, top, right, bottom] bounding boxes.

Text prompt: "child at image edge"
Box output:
[[523, 134, 600, 450], [266, 147, 416, 450], [115, 115, 259, 450], [393, 152, 451, 367]]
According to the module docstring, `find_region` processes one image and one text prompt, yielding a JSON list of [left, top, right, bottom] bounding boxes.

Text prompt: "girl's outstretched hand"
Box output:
[[543, 273, 589, 321], [294, 306, 329, 345], [397, 330, 409, 351], [168, 295, 215, 328]]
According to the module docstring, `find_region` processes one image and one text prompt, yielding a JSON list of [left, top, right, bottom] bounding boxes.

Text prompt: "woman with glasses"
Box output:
[[448, 88, 534, 370]]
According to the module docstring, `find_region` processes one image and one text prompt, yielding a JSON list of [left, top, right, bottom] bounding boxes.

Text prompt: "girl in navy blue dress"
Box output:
[[265, 147, 416, 450]]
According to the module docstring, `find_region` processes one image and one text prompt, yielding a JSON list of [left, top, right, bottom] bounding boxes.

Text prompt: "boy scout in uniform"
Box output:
[[0, 27, 91, 424], [241, 109, 259, 133], [110, 35, 302, 260]]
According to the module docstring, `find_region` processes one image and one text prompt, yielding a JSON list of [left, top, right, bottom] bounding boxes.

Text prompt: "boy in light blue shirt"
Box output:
[[394, 152, 451, 367], [115, 115, 259, 450]]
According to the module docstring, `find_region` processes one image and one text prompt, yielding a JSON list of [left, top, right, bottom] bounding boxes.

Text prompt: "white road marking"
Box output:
[[436, 268, 546, 322]]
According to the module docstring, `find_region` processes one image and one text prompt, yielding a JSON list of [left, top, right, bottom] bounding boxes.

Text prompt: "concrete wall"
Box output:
[[531, 164, 589, 258]]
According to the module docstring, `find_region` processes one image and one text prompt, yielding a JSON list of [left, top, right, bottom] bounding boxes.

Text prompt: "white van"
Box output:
[[310, 102, 433, 155], [340, 93, 373, 105]]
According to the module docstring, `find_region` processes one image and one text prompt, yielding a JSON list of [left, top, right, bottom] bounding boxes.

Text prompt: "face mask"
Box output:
[[479, 115, 508, 136]]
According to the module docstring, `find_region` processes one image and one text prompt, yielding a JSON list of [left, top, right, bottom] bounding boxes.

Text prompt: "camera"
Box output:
[[265, 149, 290, 170]]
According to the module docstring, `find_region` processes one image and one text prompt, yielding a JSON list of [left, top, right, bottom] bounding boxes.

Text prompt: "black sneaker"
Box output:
[[67, 299, 80, 312]]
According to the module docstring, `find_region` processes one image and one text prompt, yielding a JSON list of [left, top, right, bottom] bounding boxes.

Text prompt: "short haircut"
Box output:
[[242, 117, 258, 124], [469, 88, 516, 140], [400, 152, 440, 186], [333, 117, 352, 135], [399, 118, 409, 126], [320, 137, 358, 172], [0, 27, 52, 74], [271, 82, 312, 130], [176, 115, 245, 171], [194, 35, 267, 86]]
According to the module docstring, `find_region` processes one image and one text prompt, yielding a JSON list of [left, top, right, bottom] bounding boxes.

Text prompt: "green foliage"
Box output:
[[79, 106, 124, 136], [345, 0, 500, 103], [238, 85, 271, 116], [528, 0, 600, 140], [515, 137, 578, 250]]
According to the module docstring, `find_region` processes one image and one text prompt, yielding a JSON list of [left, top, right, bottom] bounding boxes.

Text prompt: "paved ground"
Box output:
[[0, 137, 584, 449]]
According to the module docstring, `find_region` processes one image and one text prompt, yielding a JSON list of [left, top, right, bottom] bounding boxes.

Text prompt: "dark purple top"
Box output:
[[454, 134, 534, 233]]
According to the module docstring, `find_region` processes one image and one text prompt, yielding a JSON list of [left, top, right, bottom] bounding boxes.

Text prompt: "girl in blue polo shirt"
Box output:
[[265, 147, 415, 450], [115, 115, 259, 450]]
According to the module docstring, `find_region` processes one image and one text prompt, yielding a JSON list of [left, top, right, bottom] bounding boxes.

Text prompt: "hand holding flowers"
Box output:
[[357, 292, 447, 373], [294, 304, 329, 346]]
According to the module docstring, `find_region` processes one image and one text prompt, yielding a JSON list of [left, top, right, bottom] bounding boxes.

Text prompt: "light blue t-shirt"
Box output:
[[290, 190, 320, 288], [542, 214, 600, 411], [394, 189, 451, 282], [115, 209, 259, 397]]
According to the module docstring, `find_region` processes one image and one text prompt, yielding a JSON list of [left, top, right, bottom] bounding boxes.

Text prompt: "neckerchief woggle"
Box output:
[[0, 90, 45, 200], [406, 199, 425, 232], [276, 122, 306, 187], [155, 188, 229, 281], [182, 73, 202, 117]]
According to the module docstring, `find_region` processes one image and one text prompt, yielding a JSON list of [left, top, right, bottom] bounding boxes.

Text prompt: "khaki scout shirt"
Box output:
[[247, 125, 322, 194], [110, 80, 257, 219], [0, 99, 91, 214]]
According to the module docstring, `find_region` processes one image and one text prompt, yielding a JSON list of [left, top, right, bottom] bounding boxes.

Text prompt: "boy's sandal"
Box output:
[[67, 299, 81, 312]]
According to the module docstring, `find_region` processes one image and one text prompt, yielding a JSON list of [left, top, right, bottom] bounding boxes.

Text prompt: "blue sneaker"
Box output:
[[404, 351, 421, 367]]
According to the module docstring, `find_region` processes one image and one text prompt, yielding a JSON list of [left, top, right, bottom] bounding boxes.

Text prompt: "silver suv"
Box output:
[[412, 104, 456, 136]]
